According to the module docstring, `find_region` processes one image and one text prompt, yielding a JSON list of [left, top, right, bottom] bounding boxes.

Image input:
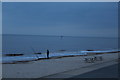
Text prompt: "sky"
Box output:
[[0, 2, 2, 35], [2, 2, 118, 37]]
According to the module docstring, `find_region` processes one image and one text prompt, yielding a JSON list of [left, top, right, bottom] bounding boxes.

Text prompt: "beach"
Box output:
[[2, 2, 118, 79], [2, 52, 119, 78]]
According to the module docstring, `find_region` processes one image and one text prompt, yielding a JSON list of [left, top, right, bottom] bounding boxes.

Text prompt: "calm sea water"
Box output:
[[2, 34, 118, 55]]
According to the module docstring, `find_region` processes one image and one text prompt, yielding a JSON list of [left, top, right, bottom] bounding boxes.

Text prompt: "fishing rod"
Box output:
[[30, 47, 40, 59]]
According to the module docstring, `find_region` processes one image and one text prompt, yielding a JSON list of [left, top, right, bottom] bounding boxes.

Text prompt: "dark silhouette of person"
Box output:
[[47, 49, 49, 59]]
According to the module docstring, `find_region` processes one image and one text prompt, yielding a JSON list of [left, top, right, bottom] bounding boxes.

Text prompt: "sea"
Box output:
[[1, 34, 119, 63]]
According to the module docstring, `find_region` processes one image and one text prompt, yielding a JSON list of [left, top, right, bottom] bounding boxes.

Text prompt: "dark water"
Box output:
[[2, 34, 118, 55]]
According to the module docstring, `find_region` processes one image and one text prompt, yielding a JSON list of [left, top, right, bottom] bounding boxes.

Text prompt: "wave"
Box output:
[[81, 49, 120, 53], [1, 49, 119, 64]]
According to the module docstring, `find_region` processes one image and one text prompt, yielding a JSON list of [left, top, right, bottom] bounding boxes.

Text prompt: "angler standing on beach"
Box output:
[[47, 49, 49, 59]]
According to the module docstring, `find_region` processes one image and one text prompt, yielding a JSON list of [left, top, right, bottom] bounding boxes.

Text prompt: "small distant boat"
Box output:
[[60, 36, 63, 39]]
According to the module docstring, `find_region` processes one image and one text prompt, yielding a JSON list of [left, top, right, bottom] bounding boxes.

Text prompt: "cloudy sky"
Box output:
[[3, 2, 118, 37]]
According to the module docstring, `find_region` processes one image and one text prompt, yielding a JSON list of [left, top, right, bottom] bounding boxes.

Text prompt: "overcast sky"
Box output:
[[3, 2, 118, 37]]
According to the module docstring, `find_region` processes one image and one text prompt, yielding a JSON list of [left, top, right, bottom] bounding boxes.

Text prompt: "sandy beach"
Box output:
[[2, 52, 119, 78]]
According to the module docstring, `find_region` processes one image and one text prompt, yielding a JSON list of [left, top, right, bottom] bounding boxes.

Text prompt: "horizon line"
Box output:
[[2, 0, 119, 2], [2, 33, 118, 38]]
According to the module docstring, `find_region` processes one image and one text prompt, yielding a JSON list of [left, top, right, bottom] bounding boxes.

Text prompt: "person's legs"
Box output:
[[47, 53, 49, 59]]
